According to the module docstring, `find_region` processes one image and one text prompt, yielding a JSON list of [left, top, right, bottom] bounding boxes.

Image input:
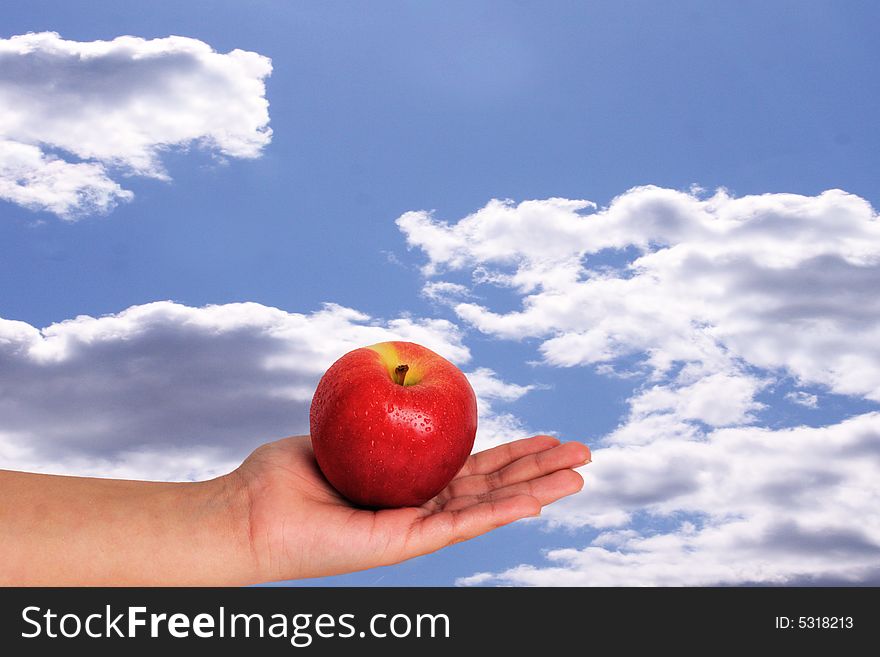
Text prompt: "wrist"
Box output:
[[197, 468, 261, 585]]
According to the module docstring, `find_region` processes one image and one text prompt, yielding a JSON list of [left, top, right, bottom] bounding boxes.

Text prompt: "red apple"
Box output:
[[309, 341, 478, 508]]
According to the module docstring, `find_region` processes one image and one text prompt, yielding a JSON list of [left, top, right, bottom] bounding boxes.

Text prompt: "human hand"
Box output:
[[231, 434, 591, 583], [0, 434, 588, 585]]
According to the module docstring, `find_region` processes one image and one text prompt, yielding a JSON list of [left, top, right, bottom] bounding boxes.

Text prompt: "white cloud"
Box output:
[[786, 390, 819, 408], [0, 32, 272, 218], [460, 413, 880, 586], [466, 367, 538, 451], [471, 410, 534, 452], [421, 281, 475, 305], [397, 197, 598, 280], [0, 300, 540, 482], [399, 187, 880, 403], [0, 301, 469, 481], [466, 367, 536, 402], [630, 372, 767, 427], [400, 186, 880, 585], [0, 140, 132, 217]]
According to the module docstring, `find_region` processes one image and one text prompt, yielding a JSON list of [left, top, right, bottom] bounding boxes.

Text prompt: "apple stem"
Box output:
[[394, 364, 409, 386]]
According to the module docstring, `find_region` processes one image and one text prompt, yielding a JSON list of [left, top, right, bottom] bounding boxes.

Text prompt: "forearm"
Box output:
[[0, 469, 256, 586]]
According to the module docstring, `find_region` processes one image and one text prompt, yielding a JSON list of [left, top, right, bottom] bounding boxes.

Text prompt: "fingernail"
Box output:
[[578, 444, 592, 466]]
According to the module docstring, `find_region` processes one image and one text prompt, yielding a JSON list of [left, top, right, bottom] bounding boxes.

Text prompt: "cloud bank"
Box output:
[[0, 32, 272, 218], [399, 187, 880, 402], [399, 186, 880, 585], [0, 301, 472, 480], [0, 301, 532, 482], [460, 413, 880, 586]]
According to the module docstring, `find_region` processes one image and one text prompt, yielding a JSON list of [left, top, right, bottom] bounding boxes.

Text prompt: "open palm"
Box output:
[[235, 434, 591, 582]]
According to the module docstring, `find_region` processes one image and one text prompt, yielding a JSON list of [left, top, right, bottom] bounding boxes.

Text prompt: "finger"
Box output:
[[447, 441, 591, 499], [442, 468, 584, 512], [456, 435, 561, 478], [402, 495, 541, 558]]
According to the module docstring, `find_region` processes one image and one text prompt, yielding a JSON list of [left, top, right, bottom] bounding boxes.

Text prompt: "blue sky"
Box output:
[[1, 1, 879, 585]]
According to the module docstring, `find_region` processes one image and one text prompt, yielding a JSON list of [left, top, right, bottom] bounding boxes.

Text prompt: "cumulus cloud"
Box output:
[[0, 301, 470, 481], [460, 413, 880, 586], [400, 187, 880, 402], [0, 32, 272, 218], [400, 186, 880, 585], [626, 372, 767, 430], [0, 140, 133, 217], [466, 367, 538, 451], [0, 300, 540, 482]]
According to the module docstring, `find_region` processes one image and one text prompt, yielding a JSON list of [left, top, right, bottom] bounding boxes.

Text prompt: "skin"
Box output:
[[0, 434, 590, 586]]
